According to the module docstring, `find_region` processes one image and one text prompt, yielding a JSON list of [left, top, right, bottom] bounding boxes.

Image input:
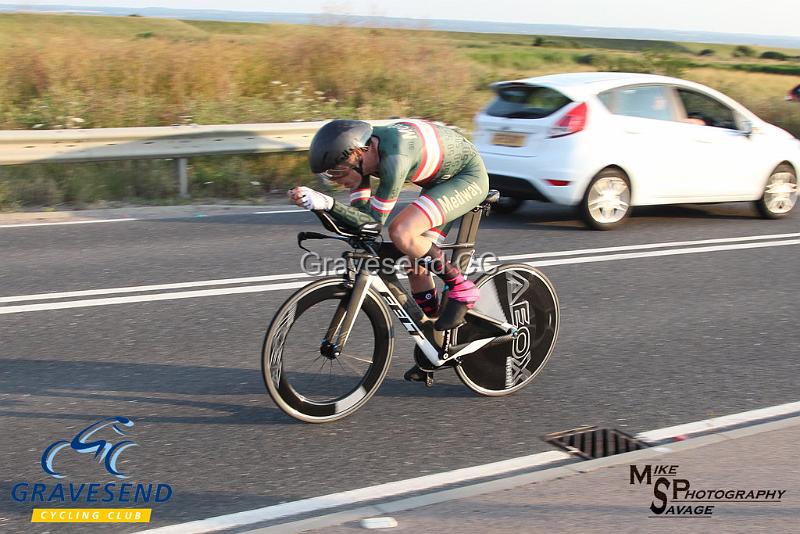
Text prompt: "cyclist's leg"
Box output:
[[416, 158, 489, 328], [391, 159, 489, 258], [405, 221, 452, 278], [393, 156, 489, 330], [396, 159, 488, 380], [386, 208, 443, 382], [388, 209, 445, 316], [406, 221, 452, 316], [389, 174, 485, 304]]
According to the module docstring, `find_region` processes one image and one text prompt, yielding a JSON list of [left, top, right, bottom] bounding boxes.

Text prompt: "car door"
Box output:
[[601, 84, 694, 203], [671, 86, 761, 200]]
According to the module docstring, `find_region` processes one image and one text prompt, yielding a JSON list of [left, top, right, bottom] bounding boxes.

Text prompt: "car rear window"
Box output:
[[485, 85, 572, 119]]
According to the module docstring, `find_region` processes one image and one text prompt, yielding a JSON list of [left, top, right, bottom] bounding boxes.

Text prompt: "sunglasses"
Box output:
[[317, 158, 362, 182]]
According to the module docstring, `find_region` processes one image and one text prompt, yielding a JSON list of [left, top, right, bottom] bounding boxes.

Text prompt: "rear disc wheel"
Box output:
[[453, 264, 559, 396]]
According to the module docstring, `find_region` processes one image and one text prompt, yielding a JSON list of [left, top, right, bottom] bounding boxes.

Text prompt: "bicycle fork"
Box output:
[[321, 269, 374, 359]]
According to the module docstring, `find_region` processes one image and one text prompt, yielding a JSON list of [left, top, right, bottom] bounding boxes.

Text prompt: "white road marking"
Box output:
[[636, 400, 800, 442], [3, 233, 800, 314], [139, 401, 800, 534], [522, 238, 800, 267], [0, 210, 309, 229], [0, 281, 312, 315], [0, 218, 138, 228], [138, 451, 571, 534], [0, 199, 419, 229], [0, 273, 311, 304], [251, 209, 306, 215], [498, 231, 800, 261]]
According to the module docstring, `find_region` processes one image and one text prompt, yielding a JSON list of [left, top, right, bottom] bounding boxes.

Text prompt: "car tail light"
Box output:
[[548, 102, 587, 138], [545, 179, 571, 186]]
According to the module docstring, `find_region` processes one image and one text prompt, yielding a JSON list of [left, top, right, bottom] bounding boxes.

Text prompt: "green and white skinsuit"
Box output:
[[328, 120, 489, 242]]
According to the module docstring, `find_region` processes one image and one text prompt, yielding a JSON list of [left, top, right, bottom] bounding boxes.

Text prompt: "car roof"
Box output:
[[494, 72, 691, 96], [491, 72, 751, 114]]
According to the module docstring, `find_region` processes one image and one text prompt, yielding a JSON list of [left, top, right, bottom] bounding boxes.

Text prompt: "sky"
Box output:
[[10, 0, 800, 37]]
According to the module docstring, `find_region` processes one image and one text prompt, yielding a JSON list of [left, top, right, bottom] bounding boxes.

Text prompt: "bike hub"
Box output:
[[319, 340, 340, 360]]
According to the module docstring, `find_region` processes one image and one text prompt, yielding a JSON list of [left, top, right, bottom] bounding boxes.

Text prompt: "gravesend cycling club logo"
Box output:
[[630, 463, 786, 517], [42, 416, 138, 479], [9, 416, 174, 524]]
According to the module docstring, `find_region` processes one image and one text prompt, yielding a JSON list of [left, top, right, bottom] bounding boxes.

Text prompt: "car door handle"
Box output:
[[694, 138, 713, 143], [624, 129, 641, 135]]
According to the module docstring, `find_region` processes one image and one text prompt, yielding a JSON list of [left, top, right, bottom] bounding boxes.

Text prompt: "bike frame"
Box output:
[[326, 202, 519, 369]]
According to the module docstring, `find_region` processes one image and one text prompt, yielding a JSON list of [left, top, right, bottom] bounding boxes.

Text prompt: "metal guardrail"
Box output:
[[0, 119, 399, 197]]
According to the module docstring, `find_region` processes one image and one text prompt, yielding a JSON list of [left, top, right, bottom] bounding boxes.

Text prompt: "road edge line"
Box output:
[[243, 414, 800, 534]]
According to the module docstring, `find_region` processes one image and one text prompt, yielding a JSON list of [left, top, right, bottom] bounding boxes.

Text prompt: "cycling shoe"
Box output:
[[435, 278, 479, 331], [405, 346, 437, 384], [403, 364, 432, 383]]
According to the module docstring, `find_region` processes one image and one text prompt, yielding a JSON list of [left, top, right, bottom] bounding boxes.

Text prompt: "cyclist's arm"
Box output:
[[348, 177, 371, 210], [329, 199, 380, 228], [328, 155, 409, 228]]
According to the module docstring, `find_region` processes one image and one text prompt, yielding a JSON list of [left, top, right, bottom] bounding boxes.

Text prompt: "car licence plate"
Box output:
[[491, 132, 526, 147]]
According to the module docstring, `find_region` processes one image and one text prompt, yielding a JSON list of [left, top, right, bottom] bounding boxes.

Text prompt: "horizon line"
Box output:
[[1, 4, 799, 42]]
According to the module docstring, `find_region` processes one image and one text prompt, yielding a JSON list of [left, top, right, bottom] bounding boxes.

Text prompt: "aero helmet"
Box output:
[[308, 120, 373, 174]]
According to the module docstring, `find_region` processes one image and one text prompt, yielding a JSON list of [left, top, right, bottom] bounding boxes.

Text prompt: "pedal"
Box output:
[[404, 365, 434, 384]]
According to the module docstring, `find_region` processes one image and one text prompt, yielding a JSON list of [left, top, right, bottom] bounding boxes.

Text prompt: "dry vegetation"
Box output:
[[0, 13, 798, 209], [0, 16, 484, 130]]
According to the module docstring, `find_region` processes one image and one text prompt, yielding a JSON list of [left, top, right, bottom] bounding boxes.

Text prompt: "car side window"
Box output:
[[675, 88, 737, 130], [612, 85, 676, 122]]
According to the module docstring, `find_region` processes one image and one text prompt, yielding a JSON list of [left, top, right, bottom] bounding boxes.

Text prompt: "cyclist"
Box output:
[[288, 119, 489, 378]]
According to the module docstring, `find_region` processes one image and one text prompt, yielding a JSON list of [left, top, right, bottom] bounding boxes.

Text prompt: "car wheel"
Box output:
[[755, 164, 797, 219], [580, 168, 632, 230], [492, 196, 524, 214]]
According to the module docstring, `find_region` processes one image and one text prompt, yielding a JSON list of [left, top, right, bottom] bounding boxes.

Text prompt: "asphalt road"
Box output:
[[1, 200, 799, 533]]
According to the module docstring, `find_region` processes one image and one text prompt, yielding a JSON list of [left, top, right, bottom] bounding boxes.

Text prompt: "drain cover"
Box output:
[[543, 425, 649, 459]]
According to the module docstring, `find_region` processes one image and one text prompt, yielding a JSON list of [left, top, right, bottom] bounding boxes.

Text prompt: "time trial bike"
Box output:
[[261, 190, 559, 423]]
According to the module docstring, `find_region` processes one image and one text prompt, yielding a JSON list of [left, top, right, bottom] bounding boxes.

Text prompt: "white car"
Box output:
[[473, 72, 800, 229]]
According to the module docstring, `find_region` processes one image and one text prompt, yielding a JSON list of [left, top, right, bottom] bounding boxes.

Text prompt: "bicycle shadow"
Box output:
[[0, 358, 474, 426], [377, 375, 474, 399], [0, 357, 290, 425]]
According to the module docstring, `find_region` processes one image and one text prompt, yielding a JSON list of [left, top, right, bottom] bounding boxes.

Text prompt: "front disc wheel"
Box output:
[[261, 278, 394, 423]]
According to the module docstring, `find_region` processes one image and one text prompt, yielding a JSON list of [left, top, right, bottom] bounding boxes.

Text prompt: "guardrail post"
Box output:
[[176, 158, 189, 198]]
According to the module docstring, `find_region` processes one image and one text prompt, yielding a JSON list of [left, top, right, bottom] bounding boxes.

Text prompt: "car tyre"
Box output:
[[492, 196, 524, 214], [755, 164, 797, 219], [580, 168, 632, 230]]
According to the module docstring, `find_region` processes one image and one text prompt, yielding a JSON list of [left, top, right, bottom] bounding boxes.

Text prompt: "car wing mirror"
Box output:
[[739, 119, 754, 137]]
